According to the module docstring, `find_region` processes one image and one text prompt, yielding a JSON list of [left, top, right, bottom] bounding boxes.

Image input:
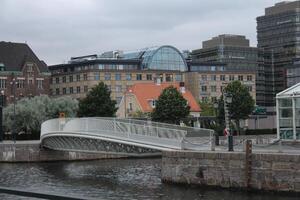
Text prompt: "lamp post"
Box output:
[[223, 92, 233, 151], [10, 78, 17, 143], [0, 90, 4, 142], [213, 101, 219, 146]]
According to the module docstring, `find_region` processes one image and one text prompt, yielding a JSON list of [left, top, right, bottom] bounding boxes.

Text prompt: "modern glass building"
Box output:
[[276, 83, 300, 140], [257, 1, 300, 107], [123, 45, 187, 71], [49, 45, 187, 103]]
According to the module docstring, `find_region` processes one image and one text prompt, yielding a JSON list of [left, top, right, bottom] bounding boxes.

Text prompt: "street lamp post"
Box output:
[[10, 78, 17, 143], [213, 102, 219, 146], [0, 90, 4, 142], [223, 92, 233, 151]]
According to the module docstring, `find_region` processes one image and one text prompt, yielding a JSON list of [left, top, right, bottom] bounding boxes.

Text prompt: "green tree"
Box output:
[[198, 100, 215, 116], [151, 86, 190, 124], [77, 82, 117, 117], [3, 95, 78, 137], [219, 81, 255, 134]]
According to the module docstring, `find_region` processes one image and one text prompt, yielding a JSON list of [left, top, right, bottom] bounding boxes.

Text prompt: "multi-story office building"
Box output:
[[0, 41, 50, 104], [50, 44, 258, 106], [49, 45, 186, 104], [190, 34, 258, 102], [185, 62, 256, 102], [257, 1, 300, 106], [287, 63, 300, 87]]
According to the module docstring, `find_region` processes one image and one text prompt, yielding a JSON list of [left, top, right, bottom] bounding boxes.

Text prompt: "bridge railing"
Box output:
[[41, 118, 214, 150]]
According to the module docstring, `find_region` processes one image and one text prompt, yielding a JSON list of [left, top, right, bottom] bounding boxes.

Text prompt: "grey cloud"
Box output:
[[0, 0, 284, 64]]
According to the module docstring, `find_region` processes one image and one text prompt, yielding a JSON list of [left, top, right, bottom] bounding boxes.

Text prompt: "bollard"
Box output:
[[215, 133, 219, 146], [210, 132, 215, 151], [228, 135, 234, 151], [278, 140, 282, 153]]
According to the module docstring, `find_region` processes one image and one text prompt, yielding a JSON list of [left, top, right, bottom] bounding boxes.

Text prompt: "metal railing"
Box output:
[[41, 118, 214, 151]]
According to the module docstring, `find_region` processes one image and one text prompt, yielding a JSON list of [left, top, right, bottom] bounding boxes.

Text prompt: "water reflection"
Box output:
[[0, 158, 298, 200]]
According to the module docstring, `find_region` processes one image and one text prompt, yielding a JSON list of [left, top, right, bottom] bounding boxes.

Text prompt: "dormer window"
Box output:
[[148, 99, 157, 108], [27, 64, 33, 72]]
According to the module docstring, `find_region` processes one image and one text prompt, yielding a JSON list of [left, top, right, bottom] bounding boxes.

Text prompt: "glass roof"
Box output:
[[123, 45, 187, 71]]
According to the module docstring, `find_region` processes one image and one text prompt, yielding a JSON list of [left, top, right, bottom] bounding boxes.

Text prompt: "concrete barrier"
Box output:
[[0, 141, 124, 162], [162, 150, 300, 193]]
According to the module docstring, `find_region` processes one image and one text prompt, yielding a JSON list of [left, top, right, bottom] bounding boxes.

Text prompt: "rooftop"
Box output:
[[265, 1, 300, 16], [0, 41, 47, 72], [126, 82, 201, 113]]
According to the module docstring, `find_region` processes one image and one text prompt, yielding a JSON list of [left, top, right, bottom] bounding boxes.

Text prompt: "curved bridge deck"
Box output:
[[41, 118, 214, 156]]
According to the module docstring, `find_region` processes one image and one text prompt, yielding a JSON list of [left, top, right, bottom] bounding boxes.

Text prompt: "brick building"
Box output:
[[0, 41, 50, 104]]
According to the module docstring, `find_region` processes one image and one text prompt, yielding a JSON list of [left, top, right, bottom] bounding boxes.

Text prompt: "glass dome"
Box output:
[[123, 45, 187, 71]]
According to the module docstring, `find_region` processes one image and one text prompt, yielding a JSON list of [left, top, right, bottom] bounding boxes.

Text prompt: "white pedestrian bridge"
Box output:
[[40, 118, 214, 156]]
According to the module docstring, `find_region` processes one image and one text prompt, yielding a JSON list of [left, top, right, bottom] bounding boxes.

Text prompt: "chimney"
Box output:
[[179, 82, 185, 93]]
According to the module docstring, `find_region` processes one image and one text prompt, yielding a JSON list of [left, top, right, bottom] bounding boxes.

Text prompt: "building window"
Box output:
[[76, 86, 81, 93], [62, 76, 66, 83], [115, 85, 122, 92], [150, 100, 157, 108], [16, 79, 24, 88], [210, 75, 216, 81], [37, 80, 43, 89], [175, 74, 182, 82], [69, 87, 73, 94], [229, 75, 235, 81], [201, 85, 207, 92], [126, 73, 132, 81], [105, 73, 111, 80], [220, 75, 225, 81], [238, 75, 243, 81], [83, 74, 88, 81], [136, 74, 142, 80], [166, 74, 173, 82], [55, 77, 59, 84], [76, 74, 80, 81], [247, 75, 252, 81], [116, 97, 122, 104], [202, 97, 208, 102], [63, 88, 66, 94], [27, 65, 33, 72], [94, 73, 100, 81], [201, 75, 207, 81], [107, 85, 111, 91], [55, 88, 59, 95], [115, 73, 121, 81], [247, 86, 253, 92], [129, 102, 133, 111], [211, 85, 216, 92], [28, 79, 33, 85], [69, 75, 73, 82], [84, 85, 88, 92], [220, 86, 225, 92], [147, 74, 152, 81], [0, 79, 7, 88]]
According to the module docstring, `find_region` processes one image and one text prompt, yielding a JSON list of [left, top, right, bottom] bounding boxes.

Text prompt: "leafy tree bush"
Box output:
[[3, 95, 78, 138], [151, 86, 190, 124], [77, 82, 117, 117]]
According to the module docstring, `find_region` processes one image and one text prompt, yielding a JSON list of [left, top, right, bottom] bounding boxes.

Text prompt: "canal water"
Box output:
[[0, 158, 297, 200]]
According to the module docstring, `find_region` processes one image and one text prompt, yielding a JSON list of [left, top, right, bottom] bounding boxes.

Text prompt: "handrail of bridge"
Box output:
[[93, 117, 214, 137], [41, 118, 214, 150]]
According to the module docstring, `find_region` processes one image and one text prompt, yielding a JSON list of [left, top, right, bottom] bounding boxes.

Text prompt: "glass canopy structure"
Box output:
[[276, 83, 300, 140], [123, 45, 187, 71]]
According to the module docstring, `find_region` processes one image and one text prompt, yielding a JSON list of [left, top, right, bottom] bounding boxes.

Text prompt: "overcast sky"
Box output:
[[1, 0, 284, 65]]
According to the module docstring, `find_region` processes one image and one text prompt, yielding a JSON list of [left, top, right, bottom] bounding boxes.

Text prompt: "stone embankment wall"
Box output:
[[0, 142, 123, 162], [162, 151, 300, 193]]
